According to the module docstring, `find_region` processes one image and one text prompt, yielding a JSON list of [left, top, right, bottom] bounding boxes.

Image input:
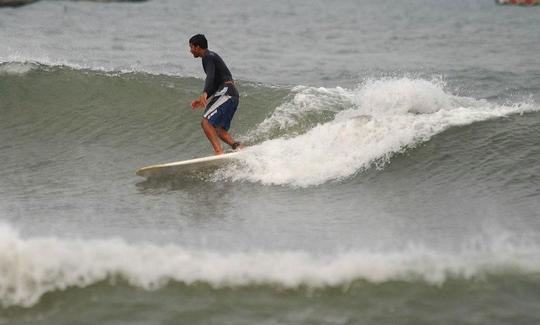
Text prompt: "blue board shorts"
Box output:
[[203, 86, 239, 131]]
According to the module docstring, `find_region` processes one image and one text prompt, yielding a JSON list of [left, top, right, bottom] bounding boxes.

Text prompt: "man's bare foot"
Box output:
[[231, 142, 244, 151]]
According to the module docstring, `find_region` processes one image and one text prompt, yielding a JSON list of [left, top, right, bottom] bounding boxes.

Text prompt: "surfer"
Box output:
[[189, 34, 243, 155]]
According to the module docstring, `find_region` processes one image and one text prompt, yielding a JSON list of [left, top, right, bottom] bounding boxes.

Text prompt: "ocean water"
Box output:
[[1, 0, 540, 324]]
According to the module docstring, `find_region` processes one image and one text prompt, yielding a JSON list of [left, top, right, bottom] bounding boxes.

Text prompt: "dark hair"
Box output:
[[189, 34, 208, 49]]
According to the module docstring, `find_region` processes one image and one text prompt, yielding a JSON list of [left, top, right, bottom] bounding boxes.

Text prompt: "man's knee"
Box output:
[[216, 127, 229, 136]]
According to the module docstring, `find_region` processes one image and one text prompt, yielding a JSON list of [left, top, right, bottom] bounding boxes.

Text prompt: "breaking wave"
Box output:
[[1, 224, 540, 308], [220, 77, 538, 187]]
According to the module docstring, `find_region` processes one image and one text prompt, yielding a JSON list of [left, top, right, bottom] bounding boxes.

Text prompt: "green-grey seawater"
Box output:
[[1, 0, 540, 323]]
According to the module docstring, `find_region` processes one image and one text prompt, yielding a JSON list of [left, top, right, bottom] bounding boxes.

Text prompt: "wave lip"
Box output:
[[0, 62, 36, 75], [224, 77, 538, 187], [1, 225, 540, 308]]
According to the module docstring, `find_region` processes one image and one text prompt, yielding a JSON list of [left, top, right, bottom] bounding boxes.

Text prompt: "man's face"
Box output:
[[190, 43, 203, 58]]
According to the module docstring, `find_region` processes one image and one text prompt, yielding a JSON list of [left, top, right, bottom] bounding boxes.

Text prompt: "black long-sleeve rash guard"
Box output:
[[202, 50, 235, 97]]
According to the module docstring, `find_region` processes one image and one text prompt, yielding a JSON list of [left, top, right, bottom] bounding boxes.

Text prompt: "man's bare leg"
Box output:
[[216, 127, 244, 150], [201, 119, 224, 155], [216, 127, 235, 147]]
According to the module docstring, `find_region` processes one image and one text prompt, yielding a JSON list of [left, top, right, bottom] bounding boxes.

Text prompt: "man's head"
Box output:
[[189, 34, 207, 58]]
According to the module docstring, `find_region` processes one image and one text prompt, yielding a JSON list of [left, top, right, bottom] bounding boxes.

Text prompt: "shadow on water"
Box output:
[[135, 172, 212, 192], [133, 169, 248, 224]]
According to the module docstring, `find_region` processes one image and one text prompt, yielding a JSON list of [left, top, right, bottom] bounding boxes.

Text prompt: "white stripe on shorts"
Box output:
[[203, 94, 232, 118]]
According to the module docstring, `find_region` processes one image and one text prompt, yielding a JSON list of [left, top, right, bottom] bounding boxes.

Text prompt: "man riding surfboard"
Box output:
[[189, 34, 244, 155]]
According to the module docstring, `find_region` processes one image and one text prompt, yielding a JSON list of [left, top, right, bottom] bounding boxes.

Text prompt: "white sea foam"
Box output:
[[223, 78, 538, 187], [251, 85, 355, 138], [0, 62, 35, 75], [1, 224, 540, 308]]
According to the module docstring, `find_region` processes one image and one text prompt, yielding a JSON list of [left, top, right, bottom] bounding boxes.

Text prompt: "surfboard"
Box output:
[[136, 151, 241, 178]]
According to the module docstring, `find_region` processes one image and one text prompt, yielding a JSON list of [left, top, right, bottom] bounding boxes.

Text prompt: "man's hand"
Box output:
[[190, 92, 208, 109]]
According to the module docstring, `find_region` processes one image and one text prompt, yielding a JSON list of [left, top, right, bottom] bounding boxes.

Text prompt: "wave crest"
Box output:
[[1, 225, 540, 308], [225, 77, 537, 187], [0, 62, 36, 75]]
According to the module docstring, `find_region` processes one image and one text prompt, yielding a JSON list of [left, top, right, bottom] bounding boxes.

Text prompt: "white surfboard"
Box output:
[[136, 151, 241, 178]]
